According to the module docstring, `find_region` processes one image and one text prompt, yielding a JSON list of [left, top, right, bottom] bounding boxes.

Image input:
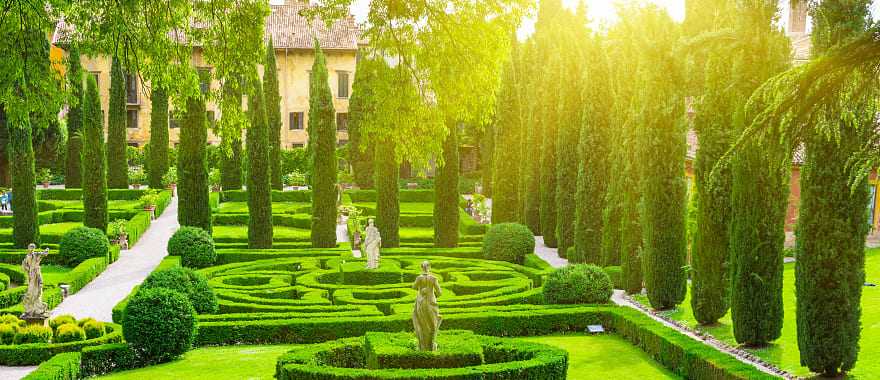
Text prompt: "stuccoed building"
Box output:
[[51, 0, 361, 148]]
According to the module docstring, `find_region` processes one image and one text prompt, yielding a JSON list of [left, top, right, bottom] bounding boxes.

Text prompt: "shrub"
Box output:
[[543, 264, 612, 304], [59, 227, 110, 266], [0, 324, 15, 344], [482, 223, 534, 264], [123, 287, 197, 364], [167, 227, 216, 268], [14, 325, 53, 345], [49, 315, 76, 331], [82, 321, 105, 340], [141, 267, 218, 314], [77, 317, 97, 327], [55, 324, 86, 343]]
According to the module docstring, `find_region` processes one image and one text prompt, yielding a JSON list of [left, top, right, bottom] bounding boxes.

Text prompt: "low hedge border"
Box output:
[[0, 323, 123, 365], [346, 190, 435, 203], [36, 189, 162, 201], [219, 190, 312, 203], [22, 352, 81, 380]]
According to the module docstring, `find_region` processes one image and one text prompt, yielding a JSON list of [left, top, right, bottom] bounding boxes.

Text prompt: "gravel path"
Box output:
[[533, 236, 568, 268], [50, 197, 179, 322]]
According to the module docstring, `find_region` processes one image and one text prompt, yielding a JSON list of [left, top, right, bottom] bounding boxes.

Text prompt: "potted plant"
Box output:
[[107, 219, 129, 249], [140, 190, 160, 219], [128, 167, 146, 190], [162, 167, 177, 196], [208, 168, 221, 192], [37, 168, 52, 188], [338, 204, 363, 249], [283, 170, 307, 190]]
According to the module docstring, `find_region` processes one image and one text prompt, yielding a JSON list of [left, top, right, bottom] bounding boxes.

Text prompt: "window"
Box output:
[[198, 68, 211, 94], [127, 142, 140, 148], [90, 72, 100, 88], [337, 71, 349, 98], [289, 112, 304, 130], [127, 109, 139, 129], [336, 113, 348, 131], [337, 139, 349, 147], [207, 111, 216, 129], [125, 74, 138, 104], [169, 113, 179, 129], [292, 143, 305, 148]]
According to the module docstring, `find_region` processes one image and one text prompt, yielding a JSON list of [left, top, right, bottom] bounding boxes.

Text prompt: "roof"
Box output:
[[53, 2, 361, 51]]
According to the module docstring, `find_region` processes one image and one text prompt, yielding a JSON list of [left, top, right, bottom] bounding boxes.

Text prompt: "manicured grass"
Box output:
[[40, 265, 73, 285], [96, 345, 296, 380], [40, 200, 143, 211], [215, 202, 310, 214], [212, 225, 310, 243], [634, 249, 880, 378], [0, 222, 83, 244], [353, 202, 435, 214], [521, 334, 681, 379]]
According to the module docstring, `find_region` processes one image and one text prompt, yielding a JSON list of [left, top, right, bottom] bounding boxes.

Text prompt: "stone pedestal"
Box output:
[[21, 315, 47, 326]]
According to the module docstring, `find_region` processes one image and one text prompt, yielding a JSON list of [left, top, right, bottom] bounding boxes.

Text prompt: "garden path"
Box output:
[[50, 196, 179, 322]]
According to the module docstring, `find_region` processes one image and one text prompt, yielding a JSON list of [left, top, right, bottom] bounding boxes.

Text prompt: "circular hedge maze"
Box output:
[[274, 330, 568, 379], [198, 256, 547, 321]]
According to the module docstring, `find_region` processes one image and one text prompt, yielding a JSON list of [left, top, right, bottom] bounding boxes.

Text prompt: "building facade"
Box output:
[[54, 0, 360, 148]]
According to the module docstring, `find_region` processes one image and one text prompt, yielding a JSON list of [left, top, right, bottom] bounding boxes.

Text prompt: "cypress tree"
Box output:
[[434, 125, 459, 247], [538, 57, 560, 249], [8, 111, 40, 247], [729, 0, 791, 346], [220, 84, 243, 190], [618, 141, 643, 294], [65, 46, 84, 189], [263, 40, 283, 190], [348, 57, 376, 189], [600, 136, 625, 268], [107, 56, 128, 189], [375, 139, 400, 248], [148, 88, 169, 190], [574, 55, 612, 266], [309, 44, 338, 248], [492, 42, 523, 223], [636, 9, 687, 311], [555, 33, 582, 260], [247, 78, 273, 249], [82, 75, 108, 232], [177, 69, 213, 234], [795, 2, 872, 374], [480, 124, 494, 198], [519, 41, 541, 234]]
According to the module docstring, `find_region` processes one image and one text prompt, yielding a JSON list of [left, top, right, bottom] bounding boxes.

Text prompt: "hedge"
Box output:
[[219, 190, 312, 203], [80, 343, 140, 378], [347, 189, 434, 203], [0, 323, 122, 365], [22, 352, 81, 380]]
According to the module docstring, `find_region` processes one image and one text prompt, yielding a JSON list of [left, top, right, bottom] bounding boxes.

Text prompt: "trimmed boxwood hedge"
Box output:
[[59, 227, 110, 266], [0, 323, 122, 366], [21, 352, 81, 380], [219, 190, 312, 203]]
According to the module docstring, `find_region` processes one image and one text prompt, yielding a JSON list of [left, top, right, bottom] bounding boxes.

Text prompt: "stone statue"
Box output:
[[364, 218, 381, 269], [412, 260, 442, 351], [21, 244, 50, 320]]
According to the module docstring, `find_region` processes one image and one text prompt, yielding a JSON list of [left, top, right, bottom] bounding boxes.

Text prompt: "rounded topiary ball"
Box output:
[[543, 264, 613, 304], [14, 325, 52, 344], [482, 223, 535, 264], [0, 324, 15, 345], [82, 320, 106, 340], [55, 323, 86, 343], [141, 267, 218, 314], [123, 287, 197, 364], [59, 227, 110, 266], [167, 227, 216, 268]]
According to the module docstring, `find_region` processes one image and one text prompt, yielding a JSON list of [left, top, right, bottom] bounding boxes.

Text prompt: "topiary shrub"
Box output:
[[0, 324, 15, 344], [140, 267, 218, 314], [482, 223, 534, 264], [59, 226, 110, 266], [55, 323, 87, 343], [0, 315, 23, 326], [123, 287, 197, 364], [83, 320, 106, 340], [50, 315, 77, 331], [77, 317, 97, 327], [543, 264, 612, 304], [14, 325, 52, 344], [167, 227, 216, 268]]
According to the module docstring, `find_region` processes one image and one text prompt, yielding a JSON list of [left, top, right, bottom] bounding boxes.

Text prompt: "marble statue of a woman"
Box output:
[[412, 260, 442, 351], [21, 244, 50, 319], [364, 218, 381, 269]]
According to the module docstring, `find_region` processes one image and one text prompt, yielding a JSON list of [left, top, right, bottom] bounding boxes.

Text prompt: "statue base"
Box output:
[[20, 314, 48, 326]]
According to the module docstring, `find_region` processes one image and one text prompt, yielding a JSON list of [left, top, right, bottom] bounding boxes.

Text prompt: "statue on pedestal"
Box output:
[[364, 218, 381, 269], [21, 244, 50, 320], [412, 260, 442, 351]]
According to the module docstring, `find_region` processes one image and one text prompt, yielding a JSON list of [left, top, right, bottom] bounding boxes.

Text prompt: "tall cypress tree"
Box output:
[[796, 2, 872, 375], [8, 111, 40, 246], [636, 9, 687, 311], [519, 40, 541, 234], [348, 57, 376, 189], [555, 27, 583, 259], [263, 39, 283, 190], [538, 56, 560, 249], [247, 78, 273, 249], [148, 88, 169, 190], [480, 124, 494, 198], [107, 56, 128, 189], [376, 139, 400, 248], [220, 83, 243, 190], [309, 44, 338, 248], [729, 0, 791, 346], [618, 136, 642, 294], [178, 69, 213, 234], [65, 46, 84, 189], [492, 42, 523, 223], [434, 124, 459, 247], [82, 75, 108, 232]]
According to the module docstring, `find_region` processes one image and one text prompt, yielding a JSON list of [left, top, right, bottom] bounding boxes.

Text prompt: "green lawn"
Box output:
[[353, 202, 435, 214], [96, 345, 296, 380], [215, 202, 310, 214], [521, 334, 681, 379], [634, 249, 880, 378], [212, 225, 310, 243], [40, 265, 73, 285]]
